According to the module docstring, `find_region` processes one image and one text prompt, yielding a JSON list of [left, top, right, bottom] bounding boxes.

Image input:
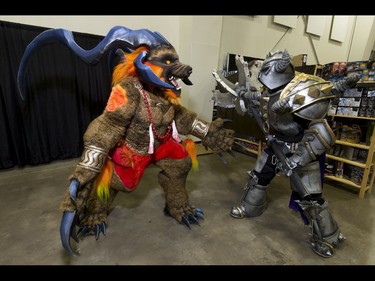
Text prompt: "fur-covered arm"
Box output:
[[173, 105, 198, 135], [174, 105, 234, 152], [71, 81, 140, 185]]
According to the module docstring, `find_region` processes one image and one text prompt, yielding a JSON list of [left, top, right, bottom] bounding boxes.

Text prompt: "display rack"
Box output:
[[233, 137, 262, 158], [325, 81, 375, 199]]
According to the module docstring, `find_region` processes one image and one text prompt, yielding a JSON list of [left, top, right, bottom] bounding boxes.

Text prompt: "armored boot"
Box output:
[[230, 171, 268, 218], [298, 199, 346, 257]]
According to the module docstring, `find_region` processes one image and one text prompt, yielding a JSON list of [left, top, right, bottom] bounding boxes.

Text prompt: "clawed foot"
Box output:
[[185, 207, 204, 228], [77, 221, 107, 240], [60, 211, 108, 256], [164, 205, 204, 228]]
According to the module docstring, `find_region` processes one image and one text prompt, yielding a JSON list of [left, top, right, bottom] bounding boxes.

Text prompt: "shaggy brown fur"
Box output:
[[60, 46, 234, 235]]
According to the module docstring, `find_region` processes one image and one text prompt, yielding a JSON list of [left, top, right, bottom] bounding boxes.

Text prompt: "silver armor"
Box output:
[[214, 50, 359, 258], [289, 119, 336, 167], [298, 199, 346, 257], [231, 169, 267, 219]]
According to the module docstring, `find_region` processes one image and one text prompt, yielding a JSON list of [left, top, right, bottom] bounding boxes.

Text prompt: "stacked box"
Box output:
[[292, 54, 307, 67], [357, 86, 375, 117], [323, 60, 375, 82], [343, 164, 363, 184], [336, 106, 359, 116], [346, 60, 375, 82], [338, 97, 361, 107], [343, 88, 363, 97], [369, 61, 375, 81], [334, 86, 375, 118], [322, 62, 347, 81]]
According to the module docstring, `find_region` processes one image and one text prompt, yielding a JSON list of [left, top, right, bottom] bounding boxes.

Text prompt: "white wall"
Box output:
[[178, 16, 223, 121], [0, 16, 181, 49], [350, 16, 375, 62], [219, 16, 375, 66], [1, 15, 375, 123]]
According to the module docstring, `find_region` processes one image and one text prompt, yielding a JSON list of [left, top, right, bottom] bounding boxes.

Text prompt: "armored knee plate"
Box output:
[[298, 199, 345, 257], [231, 171, 267, 218], [292, 161, 322, 197]]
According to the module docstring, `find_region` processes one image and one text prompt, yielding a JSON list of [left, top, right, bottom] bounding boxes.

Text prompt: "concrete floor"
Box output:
[[0, 149, 374, 265]]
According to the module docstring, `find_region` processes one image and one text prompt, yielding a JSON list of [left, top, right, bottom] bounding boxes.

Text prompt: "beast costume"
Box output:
[[18, 26, 234, 255], [213, 50, 359, 258]]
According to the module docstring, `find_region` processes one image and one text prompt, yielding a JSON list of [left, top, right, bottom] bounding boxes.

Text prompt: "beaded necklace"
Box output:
[[134, 79, 180, 154], [141, 88, 172, 140]]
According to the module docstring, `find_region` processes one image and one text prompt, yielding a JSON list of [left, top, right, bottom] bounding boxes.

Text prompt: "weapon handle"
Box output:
[[248, 98, 310, 199], [270, 141, 310, 198]]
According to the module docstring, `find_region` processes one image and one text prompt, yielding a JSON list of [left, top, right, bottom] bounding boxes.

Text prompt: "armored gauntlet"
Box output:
[[288, 119, 335, 167]]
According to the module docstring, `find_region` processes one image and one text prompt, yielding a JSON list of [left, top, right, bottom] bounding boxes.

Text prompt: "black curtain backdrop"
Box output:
[[0, 20, 112, 169]]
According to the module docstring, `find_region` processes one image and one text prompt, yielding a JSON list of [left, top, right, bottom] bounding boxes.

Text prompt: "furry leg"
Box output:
[[156, 156, 201, 224]]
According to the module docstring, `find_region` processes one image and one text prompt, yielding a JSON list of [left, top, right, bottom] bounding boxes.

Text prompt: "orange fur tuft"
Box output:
[[164, 89, 181, 105], [182, 138, 198, 170], [95, 159, 113, 200], [112, 47, 148, 85]]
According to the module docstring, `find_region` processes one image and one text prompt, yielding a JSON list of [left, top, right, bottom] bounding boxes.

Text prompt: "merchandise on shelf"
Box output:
[[322, 62, 347, 81], [329, 82, 375, 118], [323, 60, 375, 82]]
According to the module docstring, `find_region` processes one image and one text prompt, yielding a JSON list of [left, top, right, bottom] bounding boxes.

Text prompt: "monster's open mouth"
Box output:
[[169, 76, 182, 91]]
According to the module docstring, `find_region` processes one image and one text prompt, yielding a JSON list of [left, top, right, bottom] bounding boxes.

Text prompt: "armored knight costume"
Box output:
[[213, 50, 359, 257]]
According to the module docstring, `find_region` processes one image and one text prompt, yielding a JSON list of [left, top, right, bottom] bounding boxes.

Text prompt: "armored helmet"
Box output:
[[258, 50, 295, 91]]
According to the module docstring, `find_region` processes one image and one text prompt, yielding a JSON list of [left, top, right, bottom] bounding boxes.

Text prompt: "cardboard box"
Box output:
[[338, 97, 361, 107], [343, 88, 363, 97], [295, 64, 322, 77], [336, 106, 359, 116], [292, 54, 307, 67]]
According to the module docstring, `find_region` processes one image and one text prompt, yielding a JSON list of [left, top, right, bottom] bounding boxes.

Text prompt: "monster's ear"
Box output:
[[108, 48, 126, 73]]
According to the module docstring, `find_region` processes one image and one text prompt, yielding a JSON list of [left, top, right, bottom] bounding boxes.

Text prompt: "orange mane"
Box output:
[[112, 47, 180, 105], [112, 46, 148, 85]]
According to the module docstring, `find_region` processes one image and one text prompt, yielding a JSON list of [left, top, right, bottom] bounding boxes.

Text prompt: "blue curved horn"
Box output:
[[17, 26, 173, 100], [134, 51, 173, 89]]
